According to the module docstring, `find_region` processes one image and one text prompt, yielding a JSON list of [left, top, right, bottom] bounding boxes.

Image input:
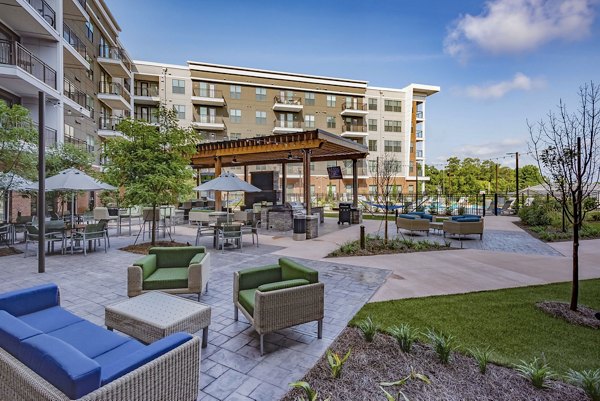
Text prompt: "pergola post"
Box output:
[[244, 165, 248, 182], [281, 163, 287, 204], [195, 167, 200, 199], [303, 149, 311, 215], [352, 159, 358, 208], [214, 156, 222, 211]]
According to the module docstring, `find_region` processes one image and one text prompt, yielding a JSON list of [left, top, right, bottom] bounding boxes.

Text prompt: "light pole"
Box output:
[[507, 152, 519, 211]]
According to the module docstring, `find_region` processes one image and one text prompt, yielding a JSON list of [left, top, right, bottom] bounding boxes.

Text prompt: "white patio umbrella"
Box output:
[[0, 172, 34, 192], [193, 171, 261, 223], [31, 168, 117, 224]]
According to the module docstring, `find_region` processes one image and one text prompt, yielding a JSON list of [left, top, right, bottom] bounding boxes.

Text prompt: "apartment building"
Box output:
[[132, 60, 439, 199], [0, 0, 133, 218]]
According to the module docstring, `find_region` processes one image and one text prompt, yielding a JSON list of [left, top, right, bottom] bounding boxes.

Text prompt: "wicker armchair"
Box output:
[[396, 215, 430, 235], [233, 258, 324, 355], [443, 218, 484, 240]]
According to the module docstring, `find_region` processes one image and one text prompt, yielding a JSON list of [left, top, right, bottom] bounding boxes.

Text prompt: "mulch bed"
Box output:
[[0, 247, 23, 257], [119, 241, 191, 255], [537, 301, 600, 329], [280, 328, 585, 401]]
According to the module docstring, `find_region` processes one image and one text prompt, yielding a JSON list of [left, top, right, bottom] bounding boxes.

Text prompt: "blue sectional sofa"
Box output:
[[0, 283, 200, 401]]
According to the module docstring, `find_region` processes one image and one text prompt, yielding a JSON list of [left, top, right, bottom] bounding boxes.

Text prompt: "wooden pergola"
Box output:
[[190, 129, 369, 214]]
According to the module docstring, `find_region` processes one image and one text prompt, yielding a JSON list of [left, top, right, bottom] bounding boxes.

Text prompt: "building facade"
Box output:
[[132, 60, 439, 200]]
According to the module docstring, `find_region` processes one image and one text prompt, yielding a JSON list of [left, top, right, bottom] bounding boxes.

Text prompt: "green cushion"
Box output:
[[189, 253, 207, 266], [257, 279, 309, 292], [238, 288, 256, 316], [279, 258, 318, 283], [143, 267, 188, 290], [134, 255, 157, 280], [237, 265, 281, 291], [148, 247, 205, 268]]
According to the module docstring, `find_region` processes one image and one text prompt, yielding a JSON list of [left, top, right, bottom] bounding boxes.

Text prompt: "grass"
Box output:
[[351, 279, 600, 374]]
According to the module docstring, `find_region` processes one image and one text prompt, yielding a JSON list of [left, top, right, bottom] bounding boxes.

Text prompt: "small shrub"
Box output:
[[380, 368, 431, 401], [566, 369, 600, 401], [388, 323, 419, 353], [326, 348, 351, 379], [518, 201, 555, 227], [469, 346, 494, 374], [514, 356, 554, 388], [588, 212, 600, 222], [424, 329, 456, 364], [289, 381, 330, 401], [357, 316, 379, 342]]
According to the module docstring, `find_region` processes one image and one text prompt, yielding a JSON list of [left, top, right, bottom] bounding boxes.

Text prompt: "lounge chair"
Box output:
[[396, 214, 430, 235]]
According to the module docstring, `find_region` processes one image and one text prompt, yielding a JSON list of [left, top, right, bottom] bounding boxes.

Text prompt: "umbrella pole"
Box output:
[[71, 192, 75, 225], [227, 192, 230, 223]]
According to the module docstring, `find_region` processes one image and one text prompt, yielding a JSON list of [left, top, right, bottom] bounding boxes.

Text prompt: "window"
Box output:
[[384, 140, 401, 152], [85, 67, 93, 81], [408, 184, 414, 193], [326, 95, 336, 107], [172, 79, 185, 94], [305, 114, 315, 128], [368, 140, 378, 152], [409, 162, 414, 174], [230, 85, 241, 99], [368, 185, 377, 195], [230, 109, 241, 123], [326, 116, 336, 129], [384, 120, 401, 132], [368, 98, 377, 110], [368, 160, 377, 173], [384, 100, 402, 112], [305, 92, 315, 106], [173, 105, 185, 119], [368, 119, 377, 131], [255, 87, 266, 101], [86, 135, 95, 153], [255, 111, 267, 125], [229, 133, 241, 140], [85, 22, 94, 42], [327, 160, 337, 167], [345, 184, 352, 194], [310, 163, 315, 172]]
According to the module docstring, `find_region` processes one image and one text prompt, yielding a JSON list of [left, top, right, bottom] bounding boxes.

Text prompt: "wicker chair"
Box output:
[[233, 258, 324, 355], [396, 215, 430, 235], [443, 218, 484, 240]]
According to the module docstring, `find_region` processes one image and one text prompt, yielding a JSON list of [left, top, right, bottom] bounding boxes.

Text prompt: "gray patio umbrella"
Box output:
[[193, 171, 261, 222], [0, 172, 34, 191], [32, 168, 117, 224]]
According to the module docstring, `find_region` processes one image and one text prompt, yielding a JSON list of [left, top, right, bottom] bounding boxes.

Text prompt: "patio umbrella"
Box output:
[[32, 168, 117, 224], [0, 172, 34, 191], [193, 171, 261, 223]]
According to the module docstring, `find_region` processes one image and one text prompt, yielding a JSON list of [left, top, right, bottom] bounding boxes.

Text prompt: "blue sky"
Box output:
[[106, 0, 600, 167]]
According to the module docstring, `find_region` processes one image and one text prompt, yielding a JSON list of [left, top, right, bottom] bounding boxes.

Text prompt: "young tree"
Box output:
[[0, 101, 38, 184], [529, 82, 600, 311], [374, 153, 402, 241], [103, 107, 201, 245]]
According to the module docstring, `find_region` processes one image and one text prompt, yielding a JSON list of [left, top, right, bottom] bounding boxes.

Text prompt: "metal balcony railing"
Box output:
[[63, 23, 90, 63], [416, 130, 423, 138], [416, 150, 424, 158], [98, 81, 131, 103], [192, 87, 223, 99], [273, 120, 303, 129], [342, 123, 367, 133], [135, 112, 159, 124], [134, 84, 159, 97], [26, 0, 56, 28], [98, 45, 131, 70], [416, 110, 424, 118], [0, 39, 57, 89], [194, 115, 222, 124], [98, 116, 122, 131], [274, 96, 302, 106], [63, 77, 87, 109], [64, 135, 92, 152], [77, 0, 86, 9], [341, 102, 367, 112]]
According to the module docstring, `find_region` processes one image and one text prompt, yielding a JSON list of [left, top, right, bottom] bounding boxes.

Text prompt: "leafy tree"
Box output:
[[0, 101, 38, 183], [102, 106, 201, 245], [529, 82, 600, 311]]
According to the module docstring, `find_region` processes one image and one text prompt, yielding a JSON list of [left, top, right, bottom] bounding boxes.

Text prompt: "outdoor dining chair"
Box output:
[[24, 222, 67, 257], [70, 222, 108, 255], [217, 223, 242, 253], [241, 220, 259, 247]]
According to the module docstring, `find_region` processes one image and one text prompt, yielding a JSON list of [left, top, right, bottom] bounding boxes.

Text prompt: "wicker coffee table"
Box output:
[[105, 291, 211, 347]]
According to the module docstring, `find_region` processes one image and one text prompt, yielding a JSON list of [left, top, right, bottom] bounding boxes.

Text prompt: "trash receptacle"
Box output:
[[306, 214, 319, 239], [338, 202, 352, 225], [293, 215, 306, 241]]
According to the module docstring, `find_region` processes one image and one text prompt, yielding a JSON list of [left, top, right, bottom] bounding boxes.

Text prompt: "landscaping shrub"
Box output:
[[379, 368, 431, 401], [518, 201, 555, 227], [424, 329, 456, 365], [388, 323, 419, 353], [588, 212, 600, 222], [514, 356, 554, 388], [357, 316, 379, 342], [566, 369, 600, 401], [289, 381, 330, 401], [469, 346, 494, 374], [326, 349, 351, 378]]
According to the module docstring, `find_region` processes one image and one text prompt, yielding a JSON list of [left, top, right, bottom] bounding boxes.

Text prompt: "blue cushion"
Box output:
[[19, 334, 101, 399], [20, 306, 83, 333], [0, 283, 59, 317], [93, 340, 144, 367], [0, 310, 42, 357], [408, 212, 425, 216], [456, 217, 481, 222], [421, 214, 433, 222], [48, 321, 130, 359], [100, 333, 192, 385], [398, 214, 417, 220]]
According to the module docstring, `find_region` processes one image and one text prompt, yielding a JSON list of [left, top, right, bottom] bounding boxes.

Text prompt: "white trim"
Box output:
[[134, 60, 189, 70]]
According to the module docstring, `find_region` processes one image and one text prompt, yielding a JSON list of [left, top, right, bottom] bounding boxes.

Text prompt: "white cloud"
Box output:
[[464, 73, 545, 99], [434, 138, 531, 166], [445, 0, 596, 60]]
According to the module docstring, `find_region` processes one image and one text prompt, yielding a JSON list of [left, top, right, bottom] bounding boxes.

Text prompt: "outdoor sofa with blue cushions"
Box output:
[[443, 215, 484, 239], [0, 283, 200, 401], [396, 213, 430, 235], [407, 211, 434, 221], [233, 258, 324, 355], [128, 246, 210, 301]]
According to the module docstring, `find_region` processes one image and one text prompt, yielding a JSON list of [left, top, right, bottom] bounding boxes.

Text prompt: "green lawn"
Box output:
[[351, 279, 600, 374]]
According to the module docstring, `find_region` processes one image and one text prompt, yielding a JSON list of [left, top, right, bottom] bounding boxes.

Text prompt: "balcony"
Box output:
[[64, 135, 93, 153], [63, 77, 92, 117], [416, 150, 424, 159], [416, 130, 424, 141], [191, 88, 225, 106], [1, 0, 58, 40], [62, 24, 90, 69], [134, 112, 159, 125], [192, 115, 226, 131], [341, 123, 368, 138], [272, 96, 303, 112], [0, 39, 58, 97], [340, 102, 368, 117], [133, 84, 160, 104], [415, 110, 424, 120], [64, 0, 89, 22], [272, 120, 303, 134], [97, 81, 131, 110], [97, 116, 124, 138], [97, 45, 131, 78]]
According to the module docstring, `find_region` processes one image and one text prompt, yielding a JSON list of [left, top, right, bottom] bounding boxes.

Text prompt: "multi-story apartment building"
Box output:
[[132, 60, 439, 199], [0, 0, 133, 219]]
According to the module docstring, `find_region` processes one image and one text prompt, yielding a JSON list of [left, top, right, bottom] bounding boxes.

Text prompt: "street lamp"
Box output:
[[507, 152, 519, 211]]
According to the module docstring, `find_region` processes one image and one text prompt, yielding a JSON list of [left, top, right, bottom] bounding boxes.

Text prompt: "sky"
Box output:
[[105, 0, 600, 167]]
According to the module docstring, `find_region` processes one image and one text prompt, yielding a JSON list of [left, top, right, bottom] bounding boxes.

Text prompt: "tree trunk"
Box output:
[[151, 204, 157, 246], [571, 221, 579, 311], [384, 202, 389, 242]]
